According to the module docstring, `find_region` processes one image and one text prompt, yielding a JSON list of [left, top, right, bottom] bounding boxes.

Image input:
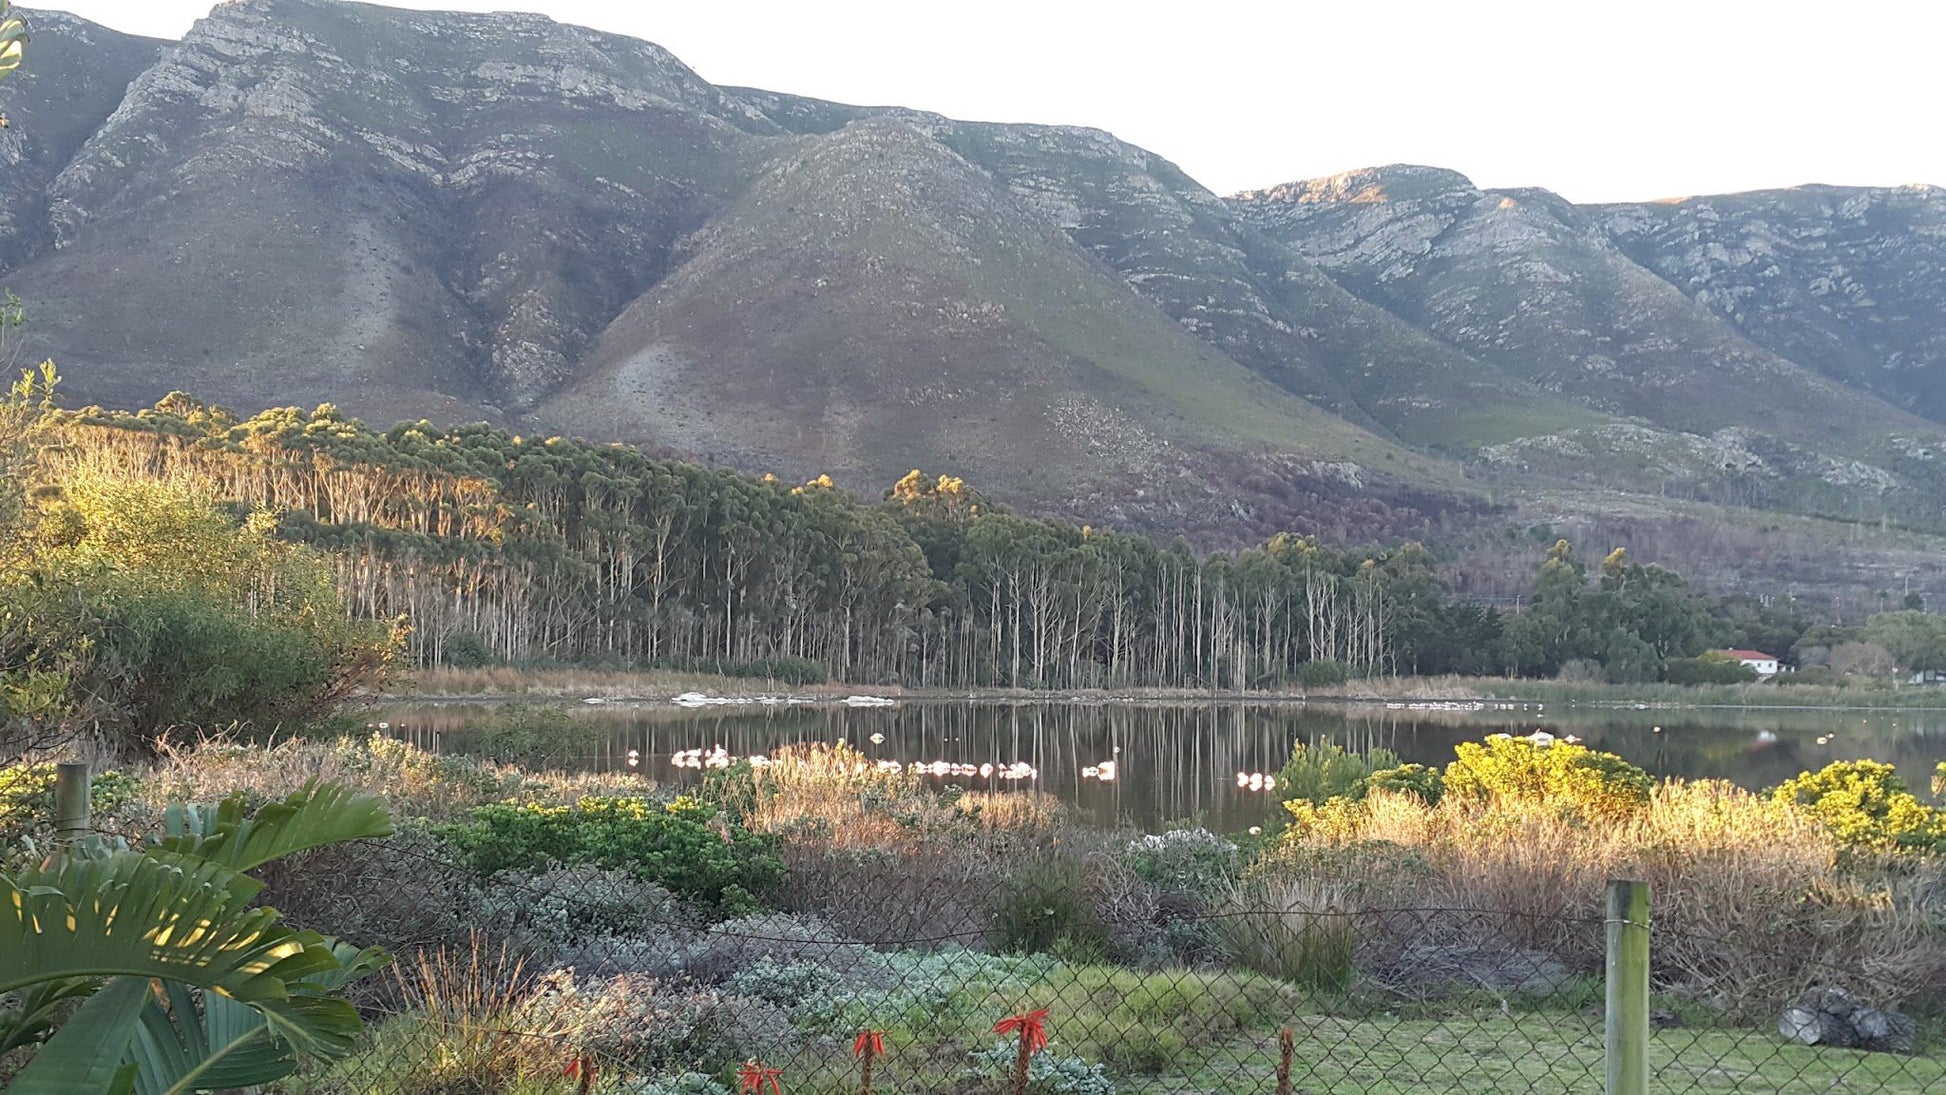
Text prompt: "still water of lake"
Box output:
[[377, 700, 1946, 832]]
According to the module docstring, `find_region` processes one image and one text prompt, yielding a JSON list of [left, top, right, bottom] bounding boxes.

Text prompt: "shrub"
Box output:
[[1211, 878, 1356, 992], [473, 866, 688, 956], [1276, 741, 1400, 808], [964, 1043, 1116, 1095], [436, 794, 783, 913], [668, 912, 878, 986], [1295, 659, 1349, 688], [994, 858, 1110, 961], [1772, 760, 1946, 854], [253, 823, 475, 952], [0, 762, 138, 837], [1097, 1021, 1187, 1074], [439, 632, 496, 668], [619, 1074, 733, 1095], [1664, 652, 1758, 685], [1367, 762, 1443, 806], [1123, 828, 1238, 898], [5, 473, 399, 751], [1443, 735, 1651, 819], [723, 956, 840, 1008], [514, 969, 731, 1073], [1554, 658, 1605, 684]]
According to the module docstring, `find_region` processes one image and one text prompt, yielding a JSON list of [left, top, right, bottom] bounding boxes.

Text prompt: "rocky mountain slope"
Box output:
[[2, 0, 1944, 593]]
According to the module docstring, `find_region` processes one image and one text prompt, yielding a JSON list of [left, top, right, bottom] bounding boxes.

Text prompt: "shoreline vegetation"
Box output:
[[389, 665, 1946, 711], [6, 731, 1943, 1092]]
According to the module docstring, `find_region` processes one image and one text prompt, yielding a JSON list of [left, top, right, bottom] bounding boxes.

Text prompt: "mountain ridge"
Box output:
[[4, 0, 1946, 601]]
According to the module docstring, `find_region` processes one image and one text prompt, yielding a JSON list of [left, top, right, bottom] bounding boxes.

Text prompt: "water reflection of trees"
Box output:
[[378, 702, 1941, 832]]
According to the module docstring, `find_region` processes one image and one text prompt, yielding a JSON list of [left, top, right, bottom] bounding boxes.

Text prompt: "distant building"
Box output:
[[1720, 649, 1781, 678]]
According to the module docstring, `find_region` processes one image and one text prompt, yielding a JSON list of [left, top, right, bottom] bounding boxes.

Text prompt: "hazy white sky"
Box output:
[[34, 0, 1946, 202]]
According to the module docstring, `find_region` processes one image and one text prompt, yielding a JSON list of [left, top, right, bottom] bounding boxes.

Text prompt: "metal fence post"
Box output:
[[53, 761, 91, 842], [1605, 878, 1650, 1095]]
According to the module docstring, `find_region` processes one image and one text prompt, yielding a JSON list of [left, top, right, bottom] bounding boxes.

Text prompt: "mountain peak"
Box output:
[[1234, 164, 1479, 206]]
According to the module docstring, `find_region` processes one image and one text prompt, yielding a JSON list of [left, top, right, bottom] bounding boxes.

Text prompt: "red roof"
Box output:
[[1720, 649, 1776, 661]]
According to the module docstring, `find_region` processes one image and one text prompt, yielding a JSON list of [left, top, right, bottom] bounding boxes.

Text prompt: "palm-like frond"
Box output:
[[125, 944, 387, 1095], [0, 852, 360, 1054], [149, 780, 393, 875]]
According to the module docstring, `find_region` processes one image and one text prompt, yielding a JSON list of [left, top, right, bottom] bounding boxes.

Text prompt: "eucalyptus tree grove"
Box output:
[[35, 396, 1479, 688]]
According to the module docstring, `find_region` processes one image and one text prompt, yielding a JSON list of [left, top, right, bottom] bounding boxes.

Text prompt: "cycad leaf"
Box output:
[[150, 781, 392, 874], [0, 853, 356, 1058], [5, 976, 150, 1095], [127, 946, 389, 1095], [128, 985, 296, 1095], [0, 977, 101, 1056]]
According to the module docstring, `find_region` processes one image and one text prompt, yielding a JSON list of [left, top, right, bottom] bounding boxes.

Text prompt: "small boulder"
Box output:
[[1779, 986, 1915, 1054]]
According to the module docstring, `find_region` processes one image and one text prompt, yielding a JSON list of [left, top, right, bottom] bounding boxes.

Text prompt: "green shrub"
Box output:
[[1123, 828, 1238, 897], [439, 632, 495, 668], [1097, 1021, 1186, 1074], [1276, 741, 1400, 808], [4, 474, 398, 751], [723, 956, 839, 1008], [1772, 760, 1946, 854], [1443, 735, 1651, 819], [436, 794, 782, 913], [1295, 659, 1349, 688], [994, 858, 1109, 960], [1211, 878, 1355, 992], [1665, 653, 1759, 685], [1367, 762, 1444, 806], [0, 762, 139, 837]]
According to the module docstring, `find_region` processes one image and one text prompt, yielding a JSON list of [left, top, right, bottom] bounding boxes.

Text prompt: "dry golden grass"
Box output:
[[1269, 780, 1946, 1012], [745, 742, 1074, 943], [147, 732, 643, 819], [745, 742, 1063, 849]]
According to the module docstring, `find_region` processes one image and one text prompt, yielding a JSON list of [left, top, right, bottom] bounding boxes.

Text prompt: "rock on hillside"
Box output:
[[1598, 185, 1946, 421], [1231, 166, 1946, 521], [0, 10, 160, 270]]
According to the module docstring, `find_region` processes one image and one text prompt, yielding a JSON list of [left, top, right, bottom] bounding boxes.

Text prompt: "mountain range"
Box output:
[[3, 0, 1944, 602]]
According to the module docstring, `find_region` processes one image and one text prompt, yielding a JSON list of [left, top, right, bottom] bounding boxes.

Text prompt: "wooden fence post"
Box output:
[[1605, 879, 1650, 1095], [53, 761, 91, 842]]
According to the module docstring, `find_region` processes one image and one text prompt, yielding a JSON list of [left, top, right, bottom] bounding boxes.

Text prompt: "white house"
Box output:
[[1720, 648, 1780, 678]]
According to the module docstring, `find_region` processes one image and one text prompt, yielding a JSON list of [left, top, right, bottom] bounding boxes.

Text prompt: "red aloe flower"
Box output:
[[563, 1054, 594, 1095], [853, 1029, 886, 1095], [992, 1007, 1050, 1054], [737, 1060, 785, 1095]]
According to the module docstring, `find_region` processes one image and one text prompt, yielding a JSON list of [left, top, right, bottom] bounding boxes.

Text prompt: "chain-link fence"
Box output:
[[253, 834, 1944, 1095]]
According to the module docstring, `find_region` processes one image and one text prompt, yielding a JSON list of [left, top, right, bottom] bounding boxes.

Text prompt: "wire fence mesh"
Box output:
[[252, 835, 1945, 1095]]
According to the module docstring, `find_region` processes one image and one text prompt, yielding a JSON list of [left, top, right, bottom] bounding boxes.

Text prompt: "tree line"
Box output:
[[17, 384, 1836, 690], [12, 375, 1946, 756]]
